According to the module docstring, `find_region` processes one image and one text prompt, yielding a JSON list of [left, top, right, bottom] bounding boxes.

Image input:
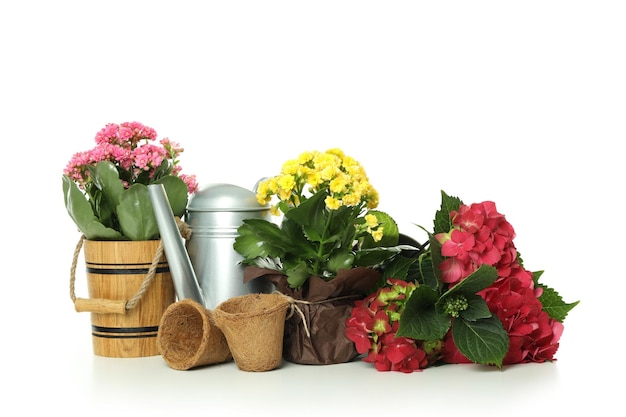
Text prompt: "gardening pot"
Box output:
[[73, 239, 176, 358], [213, 293, 290, 372]]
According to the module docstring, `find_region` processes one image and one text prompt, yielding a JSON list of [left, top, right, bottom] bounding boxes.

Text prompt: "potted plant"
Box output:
[[62, 121, 198, 358], [233, 148, 418, 364]]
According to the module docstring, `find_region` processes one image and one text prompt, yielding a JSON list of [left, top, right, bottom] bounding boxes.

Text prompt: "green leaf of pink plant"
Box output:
[[62, 175, 124, 240], [117, 184, 159, 241]]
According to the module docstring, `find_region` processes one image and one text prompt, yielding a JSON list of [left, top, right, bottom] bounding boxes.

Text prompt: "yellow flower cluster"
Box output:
[[256, 148, 380, 213]]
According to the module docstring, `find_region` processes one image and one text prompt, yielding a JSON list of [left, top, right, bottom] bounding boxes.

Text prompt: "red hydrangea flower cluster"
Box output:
[[436, 201, 563, 364], [64, 121, 198, 194], [443, 276, 564, 365], [435, 201, 532, 288], [345, 279, 440, 373]]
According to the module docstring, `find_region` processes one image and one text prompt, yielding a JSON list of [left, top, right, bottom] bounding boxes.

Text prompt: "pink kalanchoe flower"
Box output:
[[179, 173, 199, 194], [65, 121, 196, 193]]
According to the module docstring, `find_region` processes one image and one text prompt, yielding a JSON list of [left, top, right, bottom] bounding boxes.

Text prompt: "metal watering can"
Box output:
[[148, 182, 272, 310]]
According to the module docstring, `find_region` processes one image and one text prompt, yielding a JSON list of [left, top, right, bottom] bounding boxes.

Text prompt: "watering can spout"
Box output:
[[148, 184, 205, 305]]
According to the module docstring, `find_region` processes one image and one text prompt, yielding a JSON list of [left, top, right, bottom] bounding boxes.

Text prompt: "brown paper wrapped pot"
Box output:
[[157, 299, 232, 370], [244, 266, 381, 365]]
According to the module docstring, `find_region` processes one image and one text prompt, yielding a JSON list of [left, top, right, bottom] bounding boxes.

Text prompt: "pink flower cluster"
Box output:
[[345, 279, 439, 373], [436, 201, 532, 288], [436, 201, 562, 364], [64, 121, 198, 194]]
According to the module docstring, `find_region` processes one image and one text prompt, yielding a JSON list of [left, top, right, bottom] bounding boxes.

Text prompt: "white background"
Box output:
[[1, 1, 623, 416]]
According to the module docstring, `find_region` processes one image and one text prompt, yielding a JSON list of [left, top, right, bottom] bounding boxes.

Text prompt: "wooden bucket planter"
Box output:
[[72, 239, 176, 358]]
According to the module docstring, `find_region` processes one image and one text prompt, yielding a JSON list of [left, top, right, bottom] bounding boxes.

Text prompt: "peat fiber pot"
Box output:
[[212, 293, 290, 372], [73, 239, 176, 358], [157, 299, 232, 370]]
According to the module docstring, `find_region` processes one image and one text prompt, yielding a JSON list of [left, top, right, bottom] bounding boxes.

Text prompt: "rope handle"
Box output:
[[69, 235, 166, 315]]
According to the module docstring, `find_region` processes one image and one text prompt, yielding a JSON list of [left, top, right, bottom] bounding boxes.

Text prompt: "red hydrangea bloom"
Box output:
[[441, 275, 563, 365], [437, 201, 528, 288], [365, 329, 429, 373], [345, 279, 439, 373]]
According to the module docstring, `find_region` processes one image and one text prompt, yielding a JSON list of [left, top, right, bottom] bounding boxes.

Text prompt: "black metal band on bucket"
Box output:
[[91, 325, 159, 339], [86, 264, 170, 275]]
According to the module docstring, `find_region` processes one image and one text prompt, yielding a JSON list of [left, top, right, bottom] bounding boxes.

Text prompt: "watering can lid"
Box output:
[[187, 183, 269, 212]]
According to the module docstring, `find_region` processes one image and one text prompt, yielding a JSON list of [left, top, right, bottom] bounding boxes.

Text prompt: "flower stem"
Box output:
[[313, 208, 334, 276]]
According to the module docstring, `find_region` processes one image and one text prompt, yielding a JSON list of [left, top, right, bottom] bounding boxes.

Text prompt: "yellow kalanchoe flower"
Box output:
[[365, 213, 379, 228], [277, 174, 296, 196], [342, 192, 360, 206], [366, 188, 379, 209], [297, 150, 315, 165], [256, 180, 272, 205], [329, 174, 348, 194], [325, 196, 342, 210], [371, 228, 384, 242], [306, 169, 323, 188], [281, 159, 300, 176]]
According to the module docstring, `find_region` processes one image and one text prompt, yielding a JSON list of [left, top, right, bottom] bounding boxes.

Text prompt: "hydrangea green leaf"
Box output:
[[452, 315, 509, 368], [433, 190, 462, 234], [416, 250, 440, 291], [459, 294, 493, 321], [442, 264, 498, 297], [537, 283, 580, 322], [396, 285, 451, 340]]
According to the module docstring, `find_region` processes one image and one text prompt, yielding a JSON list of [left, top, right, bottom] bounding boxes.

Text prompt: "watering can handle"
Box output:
[[74, 298, 127, 314], [253, 177, 269, 193]]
